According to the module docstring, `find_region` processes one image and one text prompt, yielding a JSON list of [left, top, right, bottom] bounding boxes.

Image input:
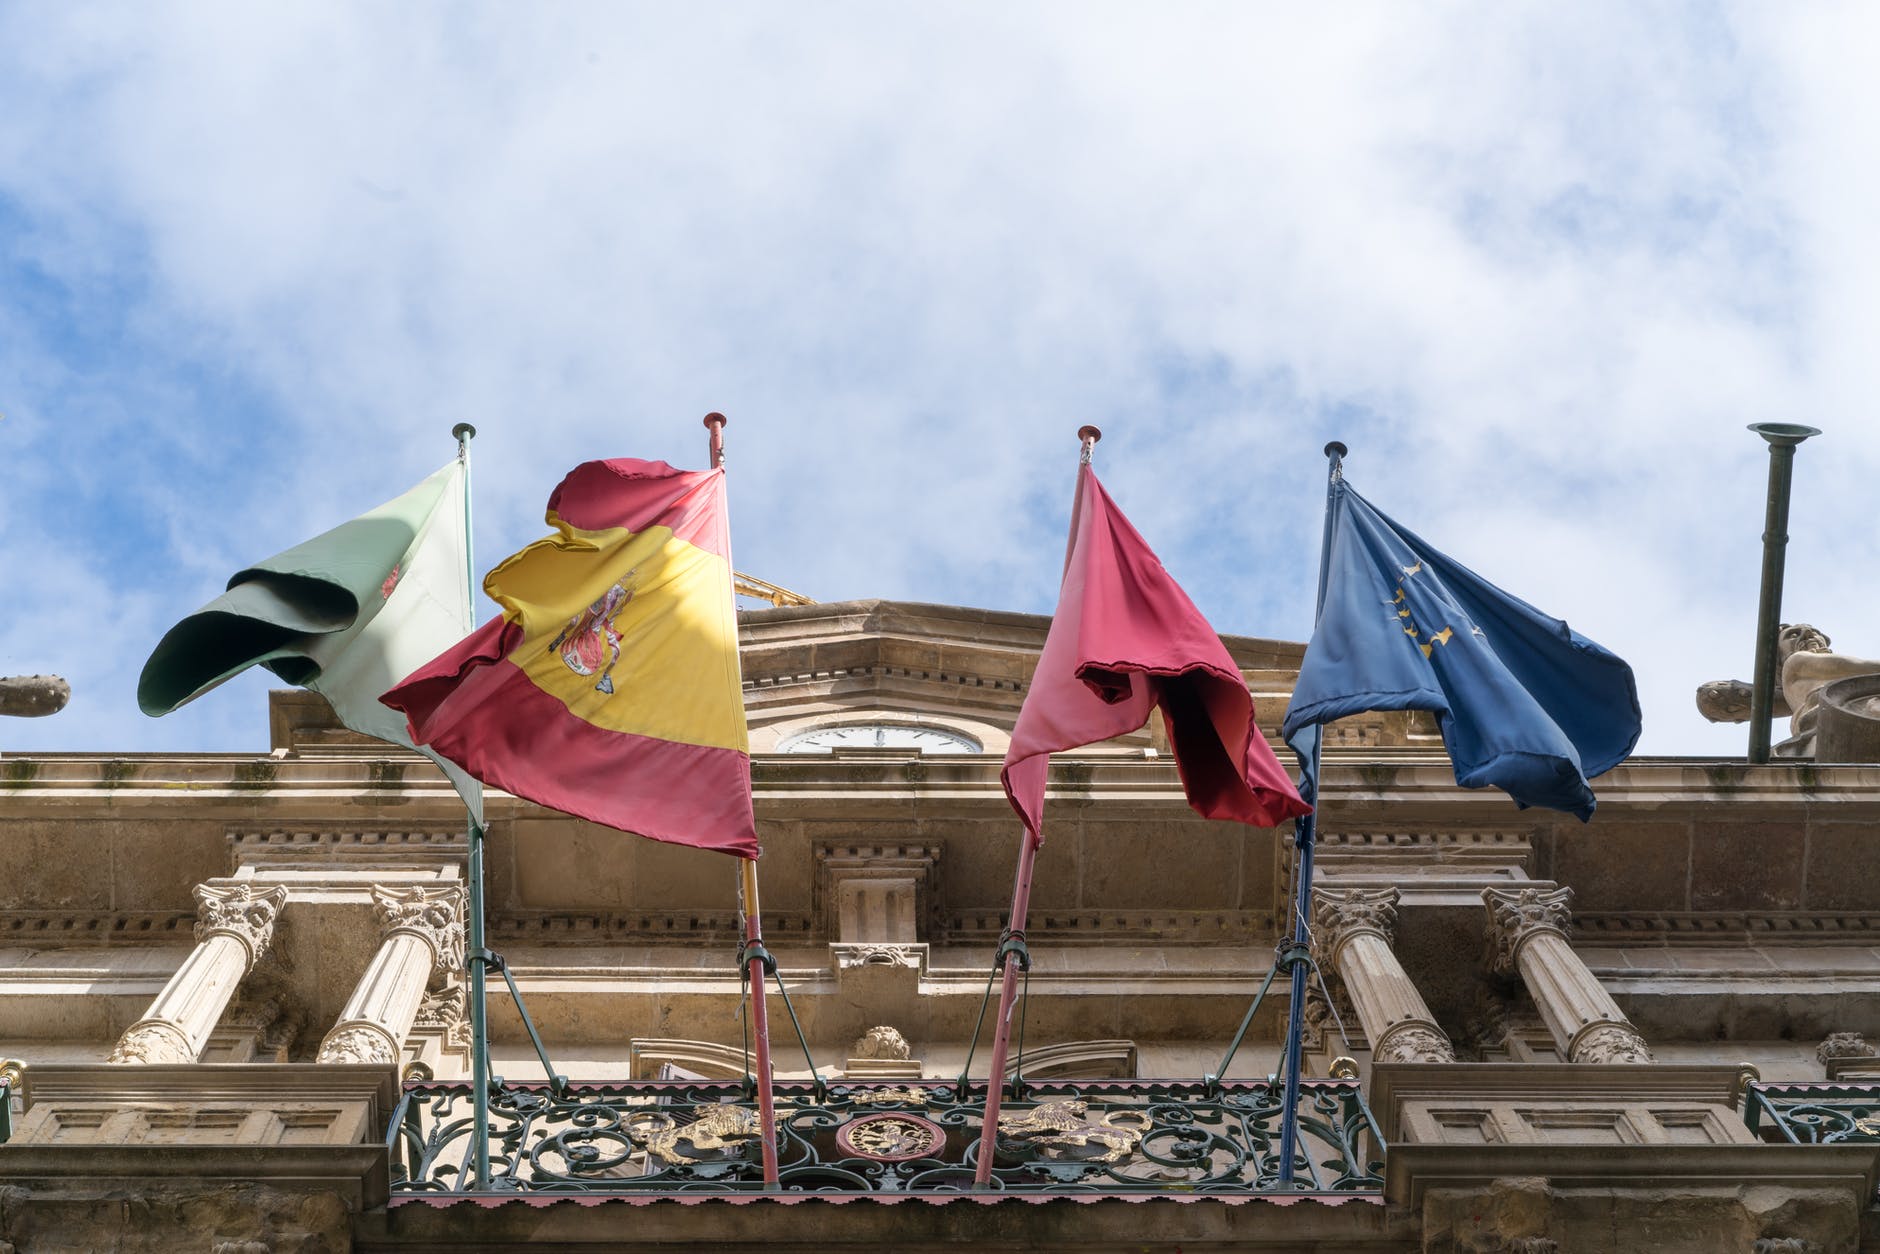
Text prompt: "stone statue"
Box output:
[[1694, 625, 1880, 758], [0, 675, 68, 717]]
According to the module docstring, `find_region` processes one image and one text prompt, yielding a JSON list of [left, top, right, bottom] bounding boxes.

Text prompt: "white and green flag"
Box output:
[[139, 460, 483, 823]]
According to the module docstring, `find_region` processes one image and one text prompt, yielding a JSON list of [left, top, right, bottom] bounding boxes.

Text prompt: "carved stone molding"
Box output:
[[106, 1020, 195, 1065], [1483, 886, 1573, 974], [229, 827, 469, 868], [371, 884, 466, 970], [317, 1021, 400, 1065], [1816, 1032, 1876, 1064], [833, 943, 923, 971], [1567, 1021, 1654, 1065], [224, 976, 305, 1063], [0, 911, 196, 943], [193, 883, 289, 968], [943, 909, 1271, 942], [851, 1025, 912, 1061], [416, 986, 470, 1050], [1311, 887, 1399, 970]]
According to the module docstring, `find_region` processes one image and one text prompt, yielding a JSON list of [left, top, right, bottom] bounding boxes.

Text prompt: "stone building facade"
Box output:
[[2, 598, 1879, 1251]]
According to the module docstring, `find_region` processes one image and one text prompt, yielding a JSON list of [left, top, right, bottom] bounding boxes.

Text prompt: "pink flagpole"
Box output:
[[973, 424, 1101, 1188], [709, 412, 780, 1188]]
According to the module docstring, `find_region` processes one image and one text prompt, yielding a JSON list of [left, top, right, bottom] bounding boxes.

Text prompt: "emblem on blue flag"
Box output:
[[1279, 478, 1641, 820]]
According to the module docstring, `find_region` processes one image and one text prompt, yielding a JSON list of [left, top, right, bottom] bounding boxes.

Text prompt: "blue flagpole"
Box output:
[[1276, 440, 1346, 1187]]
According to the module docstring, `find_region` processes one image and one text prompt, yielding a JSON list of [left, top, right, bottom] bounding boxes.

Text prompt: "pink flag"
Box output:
[[1002, 465, 1312, 842]]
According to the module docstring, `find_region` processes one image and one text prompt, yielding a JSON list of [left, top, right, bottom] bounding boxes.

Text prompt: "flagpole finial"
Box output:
[[453, 423, 478, 443], [1078, 425, 1101, 464], [703, 413, 727, 470], [1324, 441, 1347, 461]]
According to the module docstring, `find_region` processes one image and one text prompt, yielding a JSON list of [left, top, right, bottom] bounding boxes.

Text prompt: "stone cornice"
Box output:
[[229, 827, 468, 867], [9, 755, 1880, 816], [1575, 911, 1880, 943]]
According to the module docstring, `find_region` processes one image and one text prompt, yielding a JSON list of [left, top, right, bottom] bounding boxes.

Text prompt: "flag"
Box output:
[[139, 459, 484, 822], [1279, 477, 1641, 820], [1002, 464, 1312, 842], [382, 459, 757, 858]]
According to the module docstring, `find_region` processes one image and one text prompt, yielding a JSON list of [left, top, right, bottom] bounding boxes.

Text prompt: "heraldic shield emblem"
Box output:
[[551, 573, 636, 695]]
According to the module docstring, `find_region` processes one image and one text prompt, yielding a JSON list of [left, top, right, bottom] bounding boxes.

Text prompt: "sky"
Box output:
[[1, 2, 1875, 760]]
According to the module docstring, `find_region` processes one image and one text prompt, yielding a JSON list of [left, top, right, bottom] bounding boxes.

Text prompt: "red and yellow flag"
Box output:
[[383, 459, 757, 858]]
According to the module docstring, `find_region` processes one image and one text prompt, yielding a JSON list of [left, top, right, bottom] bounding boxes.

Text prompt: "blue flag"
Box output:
[[1280, 478, 1640, 820]]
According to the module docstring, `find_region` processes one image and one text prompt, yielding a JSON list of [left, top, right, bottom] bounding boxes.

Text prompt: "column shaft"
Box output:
[[1484, 886, 1652, 1064], [317, 886, 463, 1065], [109, 884, 287, 1065], [1313, 888, 1456, 1064]]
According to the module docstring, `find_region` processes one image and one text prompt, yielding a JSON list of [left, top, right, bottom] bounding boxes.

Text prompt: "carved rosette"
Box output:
[[1568, 1021, 1654, 1065], [316, 1022, 401, 1065], [1372, 1022, 1457, 1065], [1483, 886, 1574, 974], [372, 885, 466, 971], [194, 883, 289, 969], [107, 1019, 195, 1065], [1311, 887, 1400, 971]]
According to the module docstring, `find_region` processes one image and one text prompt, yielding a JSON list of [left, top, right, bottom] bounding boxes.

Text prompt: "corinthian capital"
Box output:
[[1311, 887, 1400, 971], [371, 885, 466, 968], [1483, 885, 1573, 973], [193, 884, 289, 968]]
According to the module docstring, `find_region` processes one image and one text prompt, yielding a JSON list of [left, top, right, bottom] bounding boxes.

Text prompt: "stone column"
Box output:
[[110, 884, 289, 1064], [1312, 887, 1456, 1063], [317, 886, 464, 1064], [1483, 886, 1653, 1064]]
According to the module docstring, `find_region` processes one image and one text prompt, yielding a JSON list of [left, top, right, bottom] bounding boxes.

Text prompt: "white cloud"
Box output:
[[0, 2, 1874, 760]]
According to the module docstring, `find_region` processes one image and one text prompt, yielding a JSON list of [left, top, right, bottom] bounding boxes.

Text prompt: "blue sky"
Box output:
[[1, 3, 1875, 759]]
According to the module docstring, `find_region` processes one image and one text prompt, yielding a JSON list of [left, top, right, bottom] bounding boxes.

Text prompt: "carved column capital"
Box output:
[[1482, 885, 1573, 973], [1311, 887, 1400, 971], [193, 883, 288, 969], [371, 885, 465, 970]]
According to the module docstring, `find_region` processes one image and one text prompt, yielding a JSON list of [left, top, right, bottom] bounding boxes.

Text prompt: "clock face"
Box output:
[[778, 724, 983, 754]]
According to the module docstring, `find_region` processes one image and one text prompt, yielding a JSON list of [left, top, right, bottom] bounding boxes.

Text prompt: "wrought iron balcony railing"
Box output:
[[388, 1076, 1385, 1198], [1744, 1081, 1880, 1146]]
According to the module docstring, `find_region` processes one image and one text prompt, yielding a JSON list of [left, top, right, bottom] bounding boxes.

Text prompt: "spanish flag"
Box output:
[[383, 459, 757, 858]]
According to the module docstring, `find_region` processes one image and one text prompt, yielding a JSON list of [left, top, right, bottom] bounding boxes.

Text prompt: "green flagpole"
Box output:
[[452, 421, 493, 1191]]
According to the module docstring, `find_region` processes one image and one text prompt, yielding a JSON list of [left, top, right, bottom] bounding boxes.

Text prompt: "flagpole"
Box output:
[[971, 424, 1101, 1189], [1276, 439, 1346, 1187], [450, 421, 494, 1191], [708, 413, 781, 1188]]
